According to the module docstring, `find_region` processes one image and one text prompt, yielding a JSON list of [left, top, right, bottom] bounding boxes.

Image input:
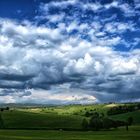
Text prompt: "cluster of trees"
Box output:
[[84, 109, 96, 117], [107, 104, 139, 115], [0, 107, 9, 112], [82, 112, 133, 131], [0, 114, 4, 128]]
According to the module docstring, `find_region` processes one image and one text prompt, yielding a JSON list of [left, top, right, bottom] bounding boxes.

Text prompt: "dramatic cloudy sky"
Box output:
[[0, 0, 140, 104]]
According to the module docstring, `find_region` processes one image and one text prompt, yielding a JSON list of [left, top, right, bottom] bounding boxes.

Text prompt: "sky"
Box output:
[[0, 0, 140, 104]]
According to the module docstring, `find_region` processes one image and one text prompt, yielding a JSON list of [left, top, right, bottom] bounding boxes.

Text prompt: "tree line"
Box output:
[[0, 107, 10, 112], [82, 112, 133, 131], [107, 104, 140, 115]]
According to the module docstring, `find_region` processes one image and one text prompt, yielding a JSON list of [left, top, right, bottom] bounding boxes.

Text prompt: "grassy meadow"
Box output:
[[0, 103, 140, 139], [0, 127, 140, 140]]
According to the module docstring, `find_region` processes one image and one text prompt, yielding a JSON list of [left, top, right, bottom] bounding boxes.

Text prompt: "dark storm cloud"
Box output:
[[0, 80, 25, 89], [0, 89, 31, 97], [0, 73, 34, 81]]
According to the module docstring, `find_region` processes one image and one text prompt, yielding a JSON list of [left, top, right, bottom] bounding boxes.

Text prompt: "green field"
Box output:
[[0, 127, 140, 140], [1, 110, 84, 129], [1, 104, 106, 129], [0, 103, 140, 139]]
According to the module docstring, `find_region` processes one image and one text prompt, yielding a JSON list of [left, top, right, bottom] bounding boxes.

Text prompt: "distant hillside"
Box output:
[[110, 110, 140, 124], [0, 103, 140, 130]]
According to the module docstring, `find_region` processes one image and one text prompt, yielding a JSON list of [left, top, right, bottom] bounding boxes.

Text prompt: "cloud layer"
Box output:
[[0, 0, 140, 104]]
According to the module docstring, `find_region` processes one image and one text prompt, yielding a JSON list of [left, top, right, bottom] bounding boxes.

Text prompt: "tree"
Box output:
[[90, 118, 102, 131], [126, 123, 128, 131], [102, 118, 114, 129], [89, 113, 102, 131], [100, 113, 105, 119], [82, 119, 88, 130], [5, 107, 9, 111], [0, 114, 4, 128], [127, 117, 133, 125], [85, 111, 89, 117], [0, 108, 4, 112]]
